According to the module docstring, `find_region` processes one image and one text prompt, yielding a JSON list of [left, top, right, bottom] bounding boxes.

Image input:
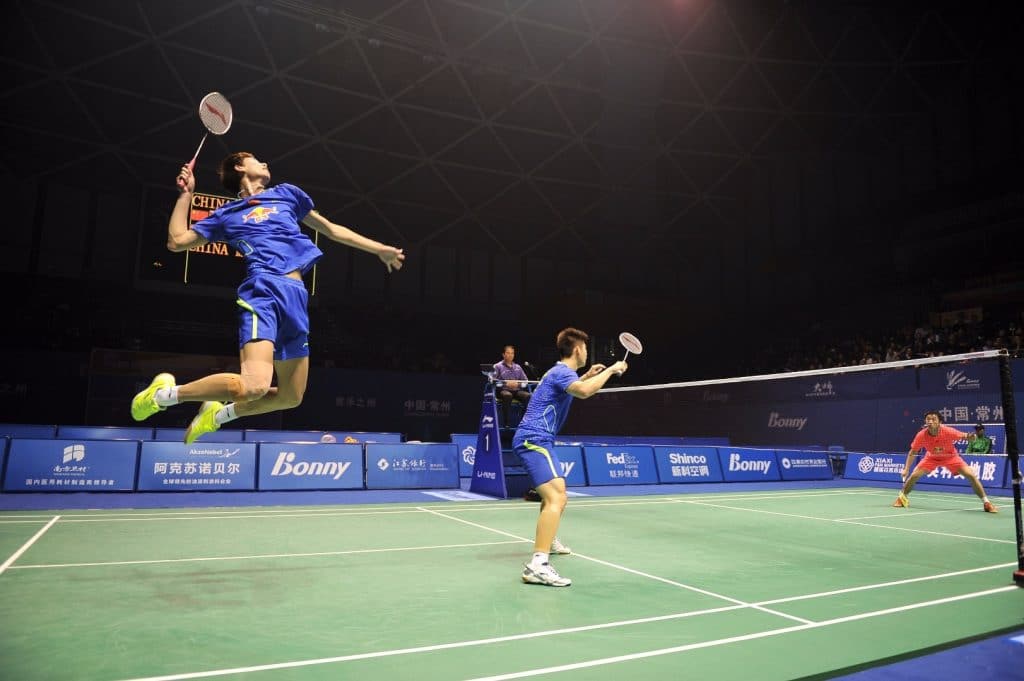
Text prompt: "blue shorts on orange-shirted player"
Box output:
[[235, 273, 310, 360]]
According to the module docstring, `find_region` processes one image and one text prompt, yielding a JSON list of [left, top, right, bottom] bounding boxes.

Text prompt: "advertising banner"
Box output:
[[653, 446, 724, 483], [915, 455, 1009, 490], [365, 443, 459, 489], [258, 443, 364, 490], [4, 438, 137, 491], [843, 452, 906, 482], [450, 433, 477, 477], [137, 441, 257, 490], [582, 446, 658, 485], [718, 447, 781, 482], [775, 449, 833, 481], [551, 446, 587, 486]]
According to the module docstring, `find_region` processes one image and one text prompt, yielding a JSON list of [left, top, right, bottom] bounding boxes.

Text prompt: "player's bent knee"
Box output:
[[229, 376, 270, 402], [280, 393, 304, 409]]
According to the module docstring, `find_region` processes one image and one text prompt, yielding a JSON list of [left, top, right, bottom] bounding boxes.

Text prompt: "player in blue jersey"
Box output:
[[130, 152, 404, 443], [515, 327, 627, 586]]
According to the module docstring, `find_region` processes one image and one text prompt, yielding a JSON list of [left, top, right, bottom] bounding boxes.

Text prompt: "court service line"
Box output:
[[416, 507, 813, 625], [0, 487, 875, 521], [461, 586, 1019, 681], [111, 584, 1019, 681], [755, 561, 1018, 605], [0, 515, 59, 577], [676, 499, 1015, 544], [837, 508, 983, 521], [6, 489, 875, 523], [8, 539, 528, 570]]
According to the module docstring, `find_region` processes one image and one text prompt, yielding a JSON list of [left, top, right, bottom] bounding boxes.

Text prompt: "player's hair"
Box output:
[[556, 327, 589, 359], [503, 344, 515, 353], [923, 409, 943, 422], [219, 151, 254, 194]]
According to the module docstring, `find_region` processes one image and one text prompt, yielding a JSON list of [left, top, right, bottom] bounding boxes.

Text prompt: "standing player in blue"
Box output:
[[515, 327, 628, 586], [130, 152, 405, 443]]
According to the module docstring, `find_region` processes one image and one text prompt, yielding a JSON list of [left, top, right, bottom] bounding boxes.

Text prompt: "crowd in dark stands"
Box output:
[[772, 318, 1023, 373]]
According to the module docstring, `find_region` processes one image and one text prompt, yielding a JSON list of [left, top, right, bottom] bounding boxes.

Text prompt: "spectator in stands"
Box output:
[[515, 327, 628, 587], [893, 411, 998, 513], [130, 152, 405, 443], [966, 424, 993, 454], [492, 344, 531, 426]]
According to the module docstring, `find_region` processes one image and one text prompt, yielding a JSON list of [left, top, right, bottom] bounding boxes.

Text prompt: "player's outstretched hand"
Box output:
[[583, 364, 606, 379], [378, 246, 405, 272]]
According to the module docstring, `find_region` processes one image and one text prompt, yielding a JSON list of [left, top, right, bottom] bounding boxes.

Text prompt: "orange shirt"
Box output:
[[910, 425, 965, 459]]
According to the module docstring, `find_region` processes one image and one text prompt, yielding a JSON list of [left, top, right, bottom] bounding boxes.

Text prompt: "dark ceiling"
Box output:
[[3, 0, 1010, 266]]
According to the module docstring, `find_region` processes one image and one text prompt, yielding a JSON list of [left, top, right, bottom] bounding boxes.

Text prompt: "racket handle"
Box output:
[[176, 159, 197, 191], [623, 350, 631, 363]]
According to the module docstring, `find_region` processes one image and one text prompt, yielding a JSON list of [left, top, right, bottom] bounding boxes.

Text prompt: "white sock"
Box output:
[[214, 403, 238, 425], [531, 552, 549, 567], [982, 496, 990, 503], [154, 386, 179, 407]]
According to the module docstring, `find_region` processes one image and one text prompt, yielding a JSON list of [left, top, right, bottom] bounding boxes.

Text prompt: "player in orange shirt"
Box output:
[[893, 410, 998, 512]]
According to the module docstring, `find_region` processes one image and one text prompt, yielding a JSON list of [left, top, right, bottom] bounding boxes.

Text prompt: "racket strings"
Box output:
[[199, 93, 232, 134]]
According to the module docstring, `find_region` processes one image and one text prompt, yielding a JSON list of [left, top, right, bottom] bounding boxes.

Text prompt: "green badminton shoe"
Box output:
[[184, 401, 223, 444], [130, 373, 176, 422]]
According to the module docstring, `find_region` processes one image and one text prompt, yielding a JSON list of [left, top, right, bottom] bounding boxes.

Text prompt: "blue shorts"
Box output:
[[513, 438, 563, 487], [235, 274, 310, 360]]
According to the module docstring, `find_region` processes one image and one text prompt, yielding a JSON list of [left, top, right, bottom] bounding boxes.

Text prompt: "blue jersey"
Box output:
[[191, 183, 323, 278], [513, 362, 579, 444]]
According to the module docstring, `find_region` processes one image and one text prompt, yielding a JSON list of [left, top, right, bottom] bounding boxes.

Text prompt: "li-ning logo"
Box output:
[[945, 370, 981, 391], [62, 444, 85, 463]]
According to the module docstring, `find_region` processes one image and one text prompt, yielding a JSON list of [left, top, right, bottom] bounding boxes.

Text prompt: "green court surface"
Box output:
[[1, 487, 1021, 680]]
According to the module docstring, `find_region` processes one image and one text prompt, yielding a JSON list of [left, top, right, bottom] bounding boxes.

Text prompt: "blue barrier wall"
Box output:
[[4, 439, 137, 491], [258, 443, 365, 490], [137, 441, 258, 490]]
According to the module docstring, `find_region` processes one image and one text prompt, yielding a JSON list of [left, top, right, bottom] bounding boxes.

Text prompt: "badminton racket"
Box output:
[[619, 332, 643, 362], [177, 92, 233, 190]]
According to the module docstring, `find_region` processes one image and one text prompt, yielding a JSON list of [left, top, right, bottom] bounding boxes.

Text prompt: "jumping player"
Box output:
[[893, 410, 998, 513], [130, 153, 404, 443], [514, 327, 628, 586]]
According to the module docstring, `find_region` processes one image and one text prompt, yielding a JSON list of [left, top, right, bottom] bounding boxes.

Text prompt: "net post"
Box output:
[[997, 352, 1024, 586]]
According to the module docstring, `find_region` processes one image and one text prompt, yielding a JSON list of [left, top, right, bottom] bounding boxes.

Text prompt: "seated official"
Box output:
[[492, 344, 531, 425], [966, 424, 993, 454]]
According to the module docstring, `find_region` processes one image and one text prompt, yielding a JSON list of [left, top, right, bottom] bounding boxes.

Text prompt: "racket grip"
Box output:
[[176, 159, 197, 191]]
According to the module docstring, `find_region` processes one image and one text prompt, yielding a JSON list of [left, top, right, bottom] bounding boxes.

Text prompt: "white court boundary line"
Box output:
[[111, 583, 1020, 681], [8, 539, 528, 570], [418, 507, 813, 625], [0, 515, 59, 577], [675, 499, 1015, 544]]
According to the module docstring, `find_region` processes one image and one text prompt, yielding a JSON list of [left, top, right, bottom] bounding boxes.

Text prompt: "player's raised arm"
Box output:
[[566, 361, 627, 399], [167, 164, 208, 252], [302, 210, 404, 272]]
